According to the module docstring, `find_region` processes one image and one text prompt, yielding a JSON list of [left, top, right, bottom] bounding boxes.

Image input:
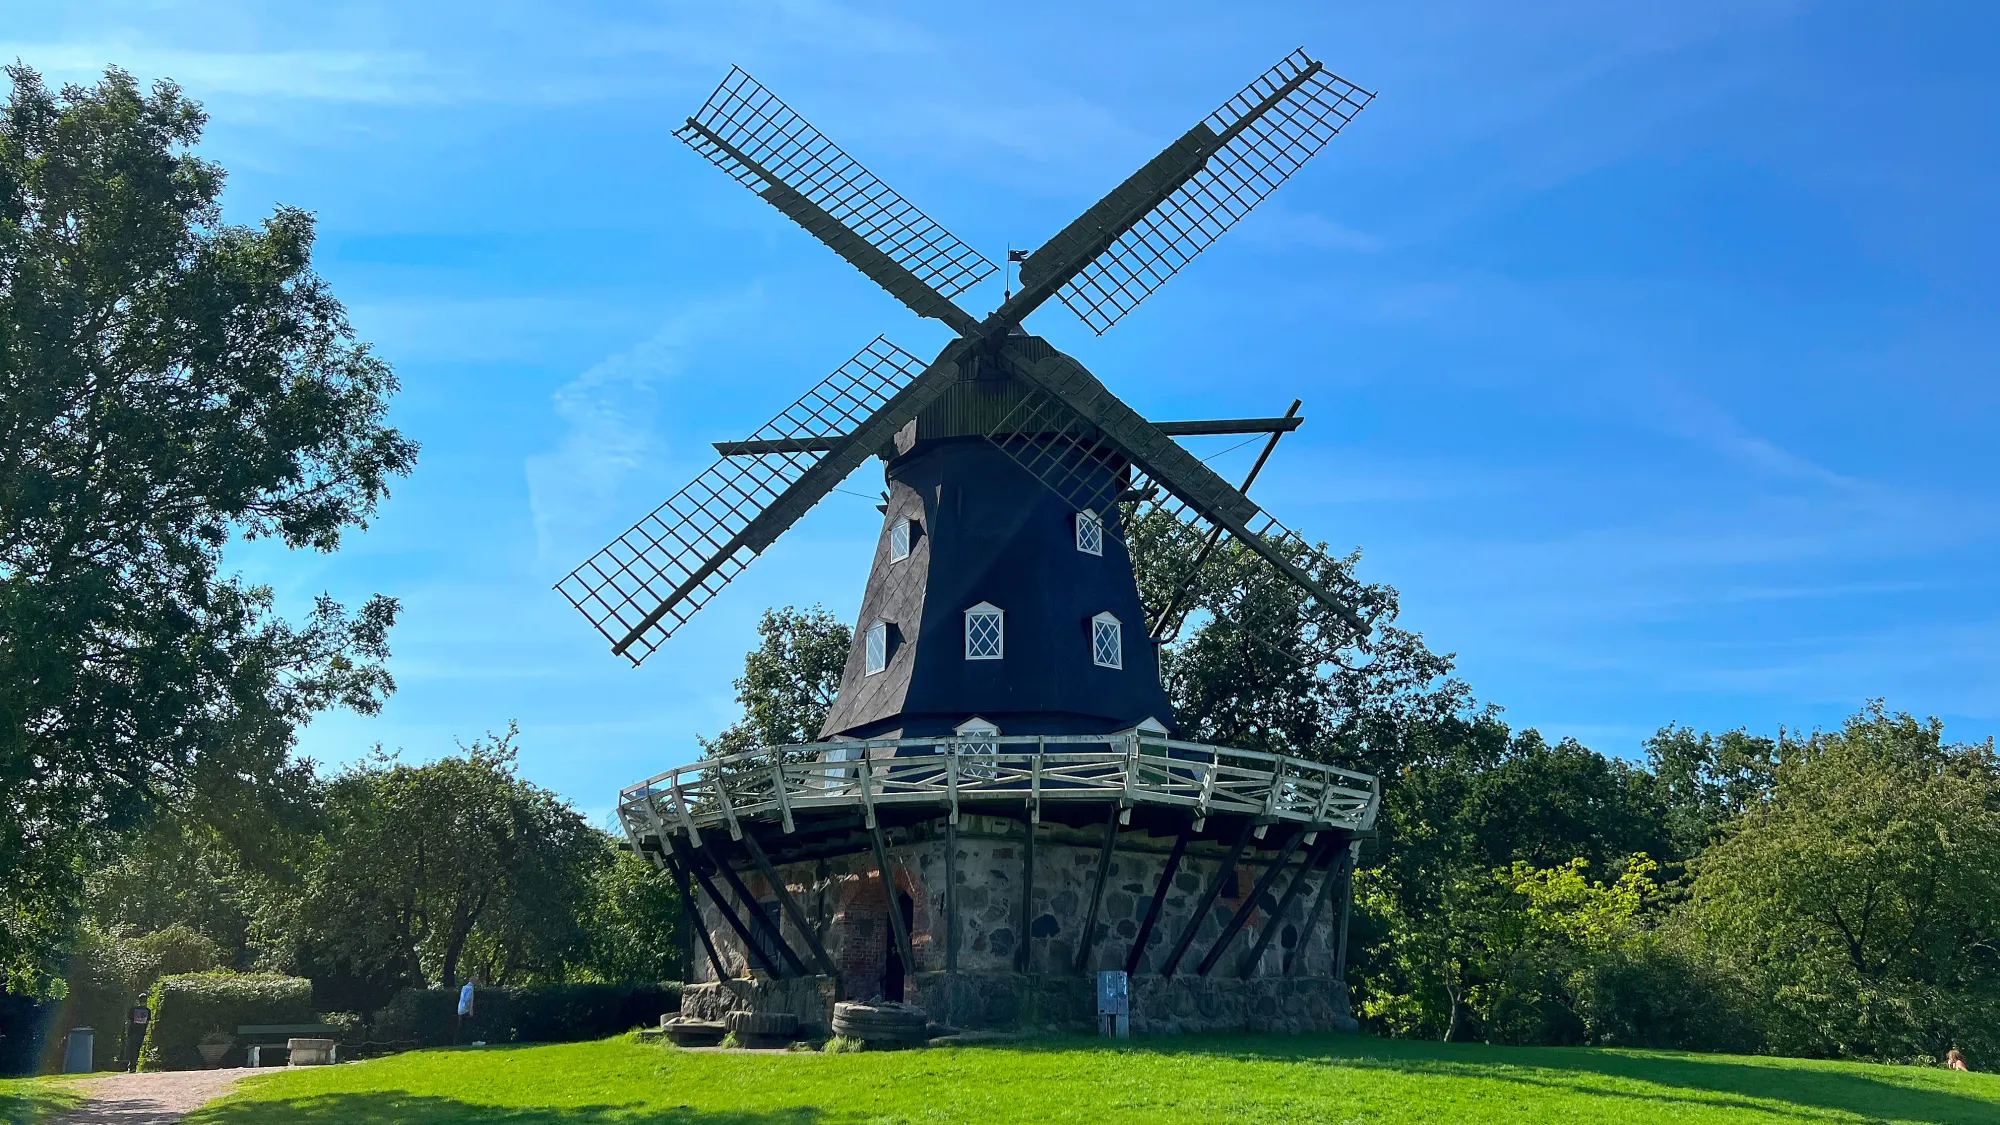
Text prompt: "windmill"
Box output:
[[575, 50, 1384, 1035]]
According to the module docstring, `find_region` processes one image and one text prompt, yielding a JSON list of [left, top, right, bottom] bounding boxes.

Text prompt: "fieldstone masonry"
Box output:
[[682, 815, 1356, 1034]]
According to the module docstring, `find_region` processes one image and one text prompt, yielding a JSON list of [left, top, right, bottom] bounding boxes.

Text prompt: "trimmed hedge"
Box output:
[[368, 982, 680, 1051], [139, 974, 314, 1071]]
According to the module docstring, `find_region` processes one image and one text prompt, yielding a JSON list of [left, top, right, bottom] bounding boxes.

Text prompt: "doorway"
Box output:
[[882, 890, 915, 1001]]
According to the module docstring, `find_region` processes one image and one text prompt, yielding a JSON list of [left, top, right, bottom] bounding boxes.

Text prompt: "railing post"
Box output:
[[860, 753, 877, 831], [1030, 737, 1044, 825], [671, 783, 703, 849], [772, 756, 795, 835], [713, 767, 744, 841], [946, 741, 960, 826]]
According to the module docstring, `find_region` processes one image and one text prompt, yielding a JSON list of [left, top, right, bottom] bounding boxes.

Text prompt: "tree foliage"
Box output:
[[1126, 508, 1465, 779], [698, 604, 850, 755], [1686, 704, 2000, 1061], [0, 65, 416, 987]]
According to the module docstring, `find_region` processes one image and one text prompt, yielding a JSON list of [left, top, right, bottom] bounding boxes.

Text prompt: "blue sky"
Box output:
[[10, 2, 1998, 820]]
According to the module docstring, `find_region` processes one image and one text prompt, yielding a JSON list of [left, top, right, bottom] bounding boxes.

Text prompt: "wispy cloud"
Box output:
[[2, 40, 445, 103], [523, 294, 758, 570]]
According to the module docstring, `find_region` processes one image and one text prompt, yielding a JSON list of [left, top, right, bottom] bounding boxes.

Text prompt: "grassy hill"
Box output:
[[175, 1032, 1999, 1125]]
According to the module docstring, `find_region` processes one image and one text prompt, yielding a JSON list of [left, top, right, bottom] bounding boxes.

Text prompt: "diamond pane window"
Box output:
[[1075, 510, 1103, 556], [889, 517, 913, 562], [955, 717, 999, 780], [865, 620, 889, 675], [964, 602, 1004, 660], [1091, 612, 1123, 669]]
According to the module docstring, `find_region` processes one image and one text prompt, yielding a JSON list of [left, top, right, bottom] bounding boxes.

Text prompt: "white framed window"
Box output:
[[955, 716, 999, 779], [865, 619, 889, 675], [964, 602, 1004, 660], [888, 517, 914, 562], [1091, 612, 1123, 669], [1075, 510, 1103, 556]]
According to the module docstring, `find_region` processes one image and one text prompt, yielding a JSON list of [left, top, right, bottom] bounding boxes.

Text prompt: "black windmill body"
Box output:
[[571, 49, 1387, 1032], [560, 50, 1375, 736]]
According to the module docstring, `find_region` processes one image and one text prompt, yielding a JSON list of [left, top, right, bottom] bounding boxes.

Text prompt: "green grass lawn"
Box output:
[[0, 1075, 85, 1125], [185, 1033, 2000, 1125]]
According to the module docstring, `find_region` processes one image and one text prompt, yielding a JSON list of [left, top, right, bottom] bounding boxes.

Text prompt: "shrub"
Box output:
[[139, 973, 313, 1071], [367, 982, 680, 1052]]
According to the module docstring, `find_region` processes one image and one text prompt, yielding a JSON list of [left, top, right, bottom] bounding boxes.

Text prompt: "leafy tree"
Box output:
[[1686, 704, 2000, 1061], [1125, 509, 1466, 779], [0, 65, 416, 987], [573, 847, 683, 984], [1645, 724, 1778, 856], [291, 726, 602, 993], [699, 604, 850, 755]]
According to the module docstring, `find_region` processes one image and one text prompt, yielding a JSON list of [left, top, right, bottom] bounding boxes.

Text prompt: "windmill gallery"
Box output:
[[559, 50, 1381, 1036]]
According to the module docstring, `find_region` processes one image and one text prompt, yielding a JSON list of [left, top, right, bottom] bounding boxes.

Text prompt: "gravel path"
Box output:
[[54, 1069, 249, 1124]]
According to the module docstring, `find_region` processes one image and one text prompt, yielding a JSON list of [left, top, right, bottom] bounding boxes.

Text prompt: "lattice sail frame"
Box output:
[[981, 379, 1356, 642], [676, 67, 996, 300], [1055, 50, 1372, 334], [557, 337, 929, 663]]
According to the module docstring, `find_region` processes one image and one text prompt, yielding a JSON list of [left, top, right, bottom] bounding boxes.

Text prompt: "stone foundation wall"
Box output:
[[680, 976, 838, 1037], [689, 817, 1344, 994], [679, 972, 1356, 1037]]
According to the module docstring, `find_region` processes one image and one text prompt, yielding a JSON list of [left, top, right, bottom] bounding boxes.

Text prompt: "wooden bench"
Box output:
[[238, 1024, 340, 1067]]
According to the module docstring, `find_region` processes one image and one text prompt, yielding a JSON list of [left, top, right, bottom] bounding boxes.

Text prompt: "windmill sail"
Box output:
[[677, 68, 993, 331], [1017, 49, 1372, 334], [984, 343, 1368, 636], [557, 337, 935, 663]]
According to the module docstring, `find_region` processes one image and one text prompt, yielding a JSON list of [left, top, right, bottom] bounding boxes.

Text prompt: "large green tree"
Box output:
[[291, 727, 603, 994], [1686, 704, 2000, 1061], [698, 604, 851, 755], [0, 66, 415, 986]]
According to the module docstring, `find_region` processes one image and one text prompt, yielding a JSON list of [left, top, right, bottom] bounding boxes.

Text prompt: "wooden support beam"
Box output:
[[1334, 845, 1358, 982], [1014, 809, 1037, 973], [945, 814, 959, 974], [1126, 825, 1193, 976], [702, 837, 810, 978], [1195, 824, 1307, 976], [668, 835, 781, 977], [1159, 820, 1258, 979], [869, 820, 919, 989], [1237, 836, 1335, 978], [711, 416, 1304, 457], [739, 827, 838, 979], [1073, 804, 1122, 975], [1286, 843, 1354, 977], [660, 847, 728, 982]]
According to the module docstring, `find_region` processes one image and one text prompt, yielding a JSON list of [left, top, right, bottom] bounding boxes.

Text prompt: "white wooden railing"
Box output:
[[618, 732, 1379, 844]]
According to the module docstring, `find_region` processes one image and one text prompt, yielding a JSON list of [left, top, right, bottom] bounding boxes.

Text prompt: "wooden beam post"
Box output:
[[701, 836, 810, 978], [1159, 820, 1258, 979], [1126, 824, 1193, 976], [1237, 836, 1334, 978], [1195, 824, 1307, 976], [668, 835, 780, 977], [1334, 843, 1358, 982], [661, 847, 729, 982], [1286, 842, 1354, 977], [738, 828, 838, 979], [1014, 807, 1037, 973], [945, 814, 959, 974], [1073, 803, 1121, 975], [869, 820, 919, 991]]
